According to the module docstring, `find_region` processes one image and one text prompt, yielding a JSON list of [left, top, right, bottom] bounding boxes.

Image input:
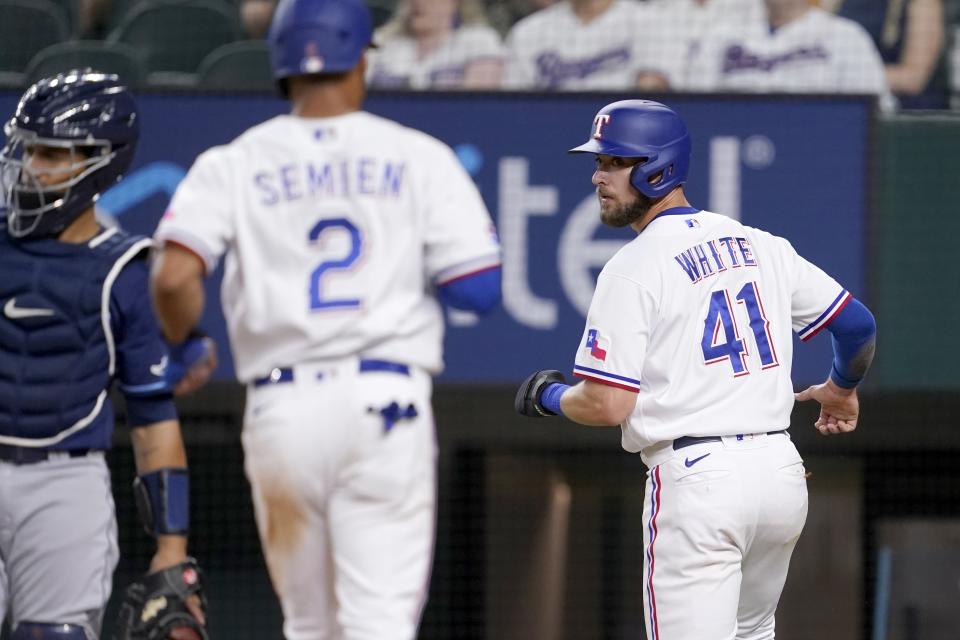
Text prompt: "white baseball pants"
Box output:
[[242, 359, 437, 640], [642, 432, 808, 640]]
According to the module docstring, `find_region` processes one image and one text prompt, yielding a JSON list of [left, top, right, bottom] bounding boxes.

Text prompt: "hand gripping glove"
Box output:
[[113, 559, 208, 640], [514, 369, 567, 417]]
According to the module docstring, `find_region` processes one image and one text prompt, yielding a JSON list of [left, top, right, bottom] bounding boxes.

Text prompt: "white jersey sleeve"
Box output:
[[834, 20, 898, 111], [158, 147, 234, 273], [502, 20, 539, 89], [779, 236, 851, 342], [572, 271, 658, 392], [422, 142, 500, 283]]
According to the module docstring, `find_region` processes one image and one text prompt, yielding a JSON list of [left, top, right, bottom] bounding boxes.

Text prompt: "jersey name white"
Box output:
[[572, 210, 848, 453], [156, 112, 500, 382]]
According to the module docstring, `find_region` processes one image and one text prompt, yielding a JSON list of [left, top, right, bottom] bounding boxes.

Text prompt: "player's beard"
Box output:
[[600, 192, 655, 228]]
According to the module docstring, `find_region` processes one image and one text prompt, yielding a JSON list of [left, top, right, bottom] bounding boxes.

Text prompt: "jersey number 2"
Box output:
[[308, 218, 362, 310], [701, 281, 778, 376]]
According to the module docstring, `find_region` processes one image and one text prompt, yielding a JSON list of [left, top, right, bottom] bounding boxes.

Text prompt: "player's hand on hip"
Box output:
[[794, 379, 859, 436]]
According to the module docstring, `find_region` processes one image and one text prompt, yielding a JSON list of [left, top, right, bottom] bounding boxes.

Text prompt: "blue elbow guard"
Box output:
[[133, 468, 190, 536], [437, 267, 502, 314]]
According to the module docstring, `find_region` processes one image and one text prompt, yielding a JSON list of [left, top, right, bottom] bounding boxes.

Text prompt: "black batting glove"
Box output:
[[515, 369, 566, 417]]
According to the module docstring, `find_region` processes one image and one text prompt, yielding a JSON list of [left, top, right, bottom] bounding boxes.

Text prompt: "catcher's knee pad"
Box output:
[[11, 621, 89, 639]]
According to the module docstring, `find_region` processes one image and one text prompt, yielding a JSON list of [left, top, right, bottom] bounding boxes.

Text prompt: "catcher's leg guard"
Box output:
[[11, 621, 88, 639]]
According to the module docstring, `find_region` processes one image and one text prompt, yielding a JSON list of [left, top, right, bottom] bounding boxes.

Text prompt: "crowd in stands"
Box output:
[[2, 0, 958, 110]]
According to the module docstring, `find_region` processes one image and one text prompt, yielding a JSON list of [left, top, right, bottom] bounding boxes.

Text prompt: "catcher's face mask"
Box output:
[[0, 124, 110, 239]]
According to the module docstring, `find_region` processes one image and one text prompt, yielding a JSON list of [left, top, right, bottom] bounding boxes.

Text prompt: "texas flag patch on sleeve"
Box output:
[[585, 328, 608, 362]]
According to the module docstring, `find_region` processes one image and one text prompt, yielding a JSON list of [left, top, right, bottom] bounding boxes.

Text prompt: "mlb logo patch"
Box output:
[[585, 328, 608, 362], [685, 218, 700, 228]]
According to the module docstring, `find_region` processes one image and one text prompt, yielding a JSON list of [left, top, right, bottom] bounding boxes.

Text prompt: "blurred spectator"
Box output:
[[485, 0, 556, 37], [687, 0, 898, 111], [951, 0, 960, 107], [367, 0, 504, 89], [241, 0, 279, 38], [641, 0, 767, 90], [836, 0, 947, 109], [502, 0, 654, 90], [79, 0, 112, 37]]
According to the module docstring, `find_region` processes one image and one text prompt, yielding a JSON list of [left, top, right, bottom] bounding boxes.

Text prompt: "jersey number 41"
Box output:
[[701, 281, 779, 376]]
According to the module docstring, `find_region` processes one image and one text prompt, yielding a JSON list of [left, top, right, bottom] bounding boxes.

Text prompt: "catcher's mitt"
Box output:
[[113, 558, 209, 640]]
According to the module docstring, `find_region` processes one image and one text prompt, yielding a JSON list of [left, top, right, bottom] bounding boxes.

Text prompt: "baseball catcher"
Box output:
[[113, 558, 208, 640]]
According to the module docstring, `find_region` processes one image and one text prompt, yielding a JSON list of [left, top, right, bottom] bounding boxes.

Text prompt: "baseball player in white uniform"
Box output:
[[515, 100, 877, 640], [641, 0, 767, 89], [502, 0, 652, 90], [149, 0, 502, 638], [367, 0, 504, 90], [686, 0, 898, 111]]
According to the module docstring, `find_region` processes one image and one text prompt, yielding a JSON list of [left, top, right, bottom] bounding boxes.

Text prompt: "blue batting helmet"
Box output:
[[569, 100, 691, 199], [0, 69, 138, 239], [267, 0, 374, 81]]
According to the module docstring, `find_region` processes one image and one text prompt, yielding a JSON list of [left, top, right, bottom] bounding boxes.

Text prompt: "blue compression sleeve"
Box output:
[[436, 267, 502, 314], [540, 383, 570, 416], [825, 297, 877, 388]]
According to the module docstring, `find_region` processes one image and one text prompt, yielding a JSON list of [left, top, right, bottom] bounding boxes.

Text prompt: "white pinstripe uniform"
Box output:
[[685, 6, 897, 111], [367, 25, 504, 89], [502, 0, 649, 90], [156, 111, 500, 640], [572, 207, 850, 639]]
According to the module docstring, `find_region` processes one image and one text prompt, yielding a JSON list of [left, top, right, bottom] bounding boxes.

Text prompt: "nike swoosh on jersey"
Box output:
[[149, 356, 169, 378], [684, 453, 711, 468], [3, 298, 55, 319]]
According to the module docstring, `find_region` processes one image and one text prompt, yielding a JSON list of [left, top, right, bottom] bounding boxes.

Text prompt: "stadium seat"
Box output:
[[24, 42, 148, 91], [107, 0, 243, 85], [0, 0, 70, 88], [196, 40, 273, 92], [46, 0, 79, 35]]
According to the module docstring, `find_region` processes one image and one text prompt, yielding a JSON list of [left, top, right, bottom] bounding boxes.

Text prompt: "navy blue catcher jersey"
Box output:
[[0, 222, 177, 450]]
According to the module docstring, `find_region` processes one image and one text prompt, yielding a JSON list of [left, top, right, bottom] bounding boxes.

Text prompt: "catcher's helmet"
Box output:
[[267, 0, 374, 81], [0, 69, 138, 239], [569, 100, 691, 199]]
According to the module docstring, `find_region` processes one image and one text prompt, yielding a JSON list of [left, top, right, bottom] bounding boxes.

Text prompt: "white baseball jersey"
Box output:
[[686, 7, 897, 110], [367, 25, 504, 89], [156, 112, 501, 382], [640, 0, 767, 89], [502, 0, 650, 90], [572, 208, 849, 455]]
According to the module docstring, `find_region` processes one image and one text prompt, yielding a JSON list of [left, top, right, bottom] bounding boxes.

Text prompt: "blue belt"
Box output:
[[253, 359, 410, 387], [672, 430, 788, 451], [0, 444, 93, 465]]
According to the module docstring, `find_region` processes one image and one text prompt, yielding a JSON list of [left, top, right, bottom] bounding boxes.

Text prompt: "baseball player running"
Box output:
[[515, 100, 877, 640], [0, 70, 210, 640], [149, 0, 502, 638]]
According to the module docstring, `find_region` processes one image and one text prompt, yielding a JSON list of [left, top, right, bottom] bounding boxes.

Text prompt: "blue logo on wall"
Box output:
[[98, 162, 186, 218]]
